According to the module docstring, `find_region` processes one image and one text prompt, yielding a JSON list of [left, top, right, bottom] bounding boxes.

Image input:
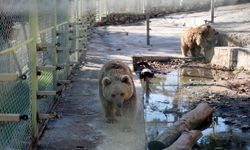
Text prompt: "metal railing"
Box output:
[[0, 0, 96, 149]]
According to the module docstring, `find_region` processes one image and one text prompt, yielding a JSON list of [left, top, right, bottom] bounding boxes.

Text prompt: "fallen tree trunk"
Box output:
[[164, 130, 202, 150], [148, 103, 213, 150]]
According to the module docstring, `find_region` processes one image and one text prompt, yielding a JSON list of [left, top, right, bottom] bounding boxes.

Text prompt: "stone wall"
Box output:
[[96, 13, 146, 26], [210, 47, 250, 70]]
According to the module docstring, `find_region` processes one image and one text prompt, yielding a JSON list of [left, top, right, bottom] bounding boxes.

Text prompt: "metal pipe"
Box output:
[[0, 114, 29, 122], [52, 0, 58, 91], [146, 7, 150, 46], [210, 0, 214, 23], [0, 39, 33, 55], [37, 91, 57, 96], [29, 0, 39, 142], [0, 73, 19, 81]]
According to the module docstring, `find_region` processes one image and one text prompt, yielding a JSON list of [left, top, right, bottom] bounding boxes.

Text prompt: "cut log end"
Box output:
[[148, 103, 213, 150], [148, 141, 166, 150]]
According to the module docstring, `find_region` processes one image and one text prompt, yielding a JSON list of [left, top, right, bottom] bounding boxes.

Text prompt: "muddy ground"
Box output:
[[136, 58, 250, 131]]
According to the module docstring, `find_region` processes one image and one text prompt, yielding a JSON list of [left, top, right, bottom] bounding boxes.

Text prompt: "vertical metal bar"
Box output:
[[52, 0, 58, 89], [146, 7, 150, 46], [210, 0, 214, 23], [75, 0, 80, 61], [29, 0, 39, 144], [66, 0, 71, 76], [142, 0, 144, 13]]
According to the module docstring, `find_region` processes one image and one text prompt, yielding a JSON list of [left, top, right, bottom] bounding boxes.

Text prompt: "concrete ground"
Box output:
[[37, 3, 250, 150]]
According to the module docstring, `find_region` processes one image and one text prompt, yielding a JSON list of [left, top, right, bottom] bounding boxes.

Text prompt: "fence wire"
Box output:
[[0, 0, 96, 149], [1, 0, 244, 149], [0, 0, 32, 149]]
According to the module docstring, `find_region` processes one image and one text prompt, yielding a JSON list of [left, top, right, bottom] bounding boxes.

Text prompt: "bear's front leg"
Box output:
[[122, 100, 137, 132], [181, 44, 189, 57], [115, 107, 122, 116], [104, 101, 117, 123]]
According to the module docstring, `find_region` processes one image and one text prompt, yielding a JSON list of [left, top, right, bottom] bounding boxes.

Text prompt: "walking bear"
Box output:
[[99, 60, 137, 130], [181, 25, 218, 57]]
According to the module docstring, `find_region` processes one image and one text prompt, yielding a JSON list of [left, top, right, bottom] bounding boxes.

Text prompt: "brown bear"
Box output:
[[99, 60, 137, 130], [181, 25, 218, 57]]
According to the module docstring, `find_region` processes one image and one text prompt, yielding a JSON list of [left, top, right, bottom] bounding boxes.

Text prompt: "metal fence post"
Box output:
[[52, 0, 58, 89], [146, 7, 150, 46], [211, 0, 214, 23], [66, 0, 71, 77], [75, 0, 80, 62], [29, 0, 39, 144]]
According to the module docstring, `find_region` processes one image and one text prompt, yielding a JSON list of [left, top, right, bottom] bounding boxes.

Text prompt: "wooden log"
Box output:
[[148, 103, 213, 150], [164, 130, 202, 150]]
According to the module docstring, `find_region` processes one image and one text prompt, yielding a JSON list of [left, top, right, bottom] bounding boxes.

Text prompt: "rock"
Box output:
[[240, 88, 246, 92], [224, 119, 232, 124], [231, 120, 241, 125], [215, 147, 223, 150], [236, 115, 248, 118], [99, 13, 146, 26], [189, 79, 195, 81], [208, 94, 216, 99], [241, 125, 250, 131]]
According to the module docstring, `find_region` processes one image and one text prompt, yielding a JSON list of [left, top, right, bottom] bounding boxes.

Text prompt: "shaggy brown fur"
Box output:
[[99, 60, 137, 130], [181, 25, 218, 57]]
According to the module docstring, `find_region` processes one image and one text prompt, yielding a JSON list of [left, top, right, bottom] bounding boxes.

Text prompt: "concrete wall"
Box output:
[[237, 48, 250, 70], [210, 47, 250, 70]]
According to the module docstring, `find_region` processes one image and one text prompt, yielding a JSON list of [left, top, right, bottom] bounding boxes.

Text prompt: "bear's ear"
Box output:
[[102, 77, 111, 86], [121, 75, 130, 84]]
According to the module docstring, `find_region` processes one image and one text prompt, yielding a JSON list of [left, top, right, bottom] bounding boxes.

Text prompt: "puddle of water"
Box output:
[[142, 67, 250, 149]]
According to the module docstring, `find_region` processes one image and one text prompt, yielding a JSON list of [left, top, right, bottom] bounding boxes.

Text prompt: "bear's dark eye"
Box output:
[[120, 93, 124, 97], [111, 94, 115, 98]]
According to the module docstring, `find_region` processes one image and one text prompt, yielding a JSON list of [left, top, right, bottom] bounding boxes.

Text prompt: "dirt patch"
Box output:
[[134, 57, 250, 131]]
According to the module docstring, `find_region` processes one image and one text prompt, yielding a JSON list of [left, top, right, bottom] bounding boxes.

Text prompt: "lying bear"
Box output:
[[99, 60, 137, 130], [181, 25, 218, 57]]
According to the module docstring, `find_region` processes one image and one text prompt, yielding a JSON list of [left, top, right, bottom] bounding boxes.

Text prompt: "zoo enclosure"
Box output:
[[0, 0, 96, 149], [0, 0, 246, 149]]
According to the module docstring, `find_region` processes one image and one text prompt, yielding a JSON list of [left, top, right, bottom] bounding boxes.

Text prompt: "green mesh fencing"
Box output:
[[57, 24, 69, 80], [0, 0, 96, 149], [0, 0, 32, 149], [37, 0, 56, 116]]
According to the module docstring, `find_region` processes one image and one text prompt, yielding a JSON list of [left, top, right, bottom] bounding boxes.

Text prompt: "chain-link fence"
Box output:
[[96, 0, 246, 21], [0, 0, 96, 149]]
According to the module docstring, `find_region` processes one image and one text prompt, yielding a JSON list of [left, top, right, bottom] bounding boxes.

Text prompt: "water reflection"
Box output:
[[143, 67, 250, 149]]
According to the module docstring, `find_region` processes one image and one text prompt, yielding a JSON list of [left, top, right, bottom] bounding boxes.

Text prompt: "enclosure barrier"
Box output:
[[0, 0, 96, 149], [0, 0, 234, 149]]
